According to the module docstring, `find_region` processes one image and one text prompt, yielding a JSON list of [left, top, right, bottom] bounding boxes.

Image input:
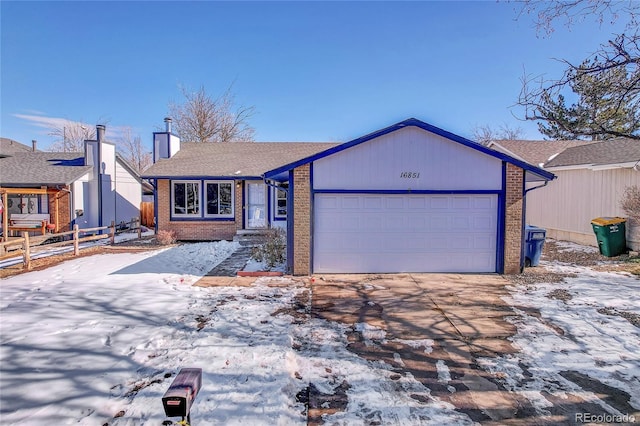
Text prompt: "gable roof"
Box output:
[[0, 138, 34, 156], [544, 138, 640, 169], [487, 140, 591, 167], [264, 118, 556, 182], [141, 142, 339, 179], [0, 152, 92, 186]]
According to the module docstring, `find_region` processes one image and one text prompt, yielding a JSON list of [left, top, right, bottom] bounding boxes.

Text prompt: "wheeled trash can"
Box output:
[[591, 217, 627, 257], [525, 225, 546, 267]]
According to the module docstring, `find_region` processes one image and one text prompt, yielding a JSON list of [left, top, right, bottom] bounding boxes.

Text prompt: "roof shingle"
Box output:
[[142, 142, 340, 178], [0, 152, 92, 186], [544, 138, 640, 168], [488, 140, 591, 166]]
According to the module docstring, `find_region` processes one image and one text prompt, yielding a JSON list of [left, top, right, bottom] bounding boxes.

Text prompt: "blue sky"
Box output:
[[0, 1, 624, 150]]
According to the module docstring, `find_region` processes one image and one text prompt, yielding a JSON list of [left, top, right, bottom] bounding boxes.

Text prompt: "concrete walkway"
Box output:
[[203, 245, 253, 277]]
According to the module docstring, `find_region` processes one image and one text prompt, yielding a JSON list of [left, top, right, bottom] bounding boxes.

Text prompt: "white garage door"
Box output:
[[314, 194, 498, 273]]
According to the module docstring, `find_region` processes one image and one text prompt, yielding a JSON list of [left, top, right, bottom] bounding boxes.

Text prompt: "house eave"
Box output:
[[265, 118, 556, 182], [140, 174, 263, 180], [546, 162, 640, 172]]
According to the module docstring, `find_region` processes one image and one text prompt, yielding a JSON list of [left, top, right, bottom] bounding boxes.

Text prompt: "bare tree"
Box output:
[[472, 123, 524, 145], [168, 85, 256, 143], [116, 126, 153, 174], [48, 121, 95, 152], [516, 0, 638, 36], [515, 1, 640, 140], [621, 185, 640, 223]]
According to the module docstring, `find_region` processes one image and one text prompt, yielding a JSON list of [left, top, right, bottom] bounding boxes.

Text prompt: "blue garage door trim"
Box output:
[[311, 189, 502, 273]]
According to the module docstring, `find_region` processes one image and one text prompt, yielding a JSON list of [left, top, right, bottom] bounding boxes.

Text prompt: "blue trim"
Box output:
[[264, 179, 289, 222], [267, 183, 272, 227], [264, 118, 556, 182], [287, 170, 294, 274], [241, 180, 246, 230], [153, 179, 159, 234], [495, 162, 507, 274], [313, 189, 500, 195], [169, 217, 235, 222], [313, 188, 502, 274], [169, 179, 236, 222], [309, 162, 315, 274]]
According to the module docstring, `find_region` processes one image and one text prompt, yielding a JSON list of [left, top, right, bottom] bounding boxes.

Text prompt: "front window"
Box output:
[[172, 181, 200, 216], [205, 181, 234, 218], [275, 185, 287, 219]]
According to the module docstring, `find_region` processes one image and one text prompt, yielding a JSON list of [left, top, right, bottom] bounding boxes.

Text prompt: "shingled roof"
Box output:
[[0, 138, 34, 156], [142, 142, 340, 178], [544, 138, 640, 168], [488, 140, 591, 167], [0, 152, 92, 186]]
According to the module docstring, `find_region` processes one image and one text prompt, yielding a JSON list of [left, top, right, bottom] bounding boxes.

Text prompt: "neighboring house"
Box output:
[[488, 138, 640, 250], [0, 125, 143, 239], [143, 118, 555, 275], [1, 137, 39, 154]]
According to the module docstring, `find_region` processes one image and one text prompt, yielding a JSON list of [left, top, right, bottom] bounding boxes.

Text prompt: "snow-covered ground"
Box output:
[[481, 260, 640, 420], [0, 228, 156, 269], [1, 240, 639, 425]]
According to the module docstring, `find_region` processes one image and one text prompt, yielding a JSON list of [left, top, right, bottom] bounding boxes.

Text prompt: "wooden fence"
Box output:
[[140, 202, 154, 228], [0, 217, 142, 270]]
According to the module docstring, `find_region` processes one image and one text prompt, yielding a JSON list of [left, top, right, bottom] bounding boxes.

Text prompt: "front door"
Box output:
[[246, 182, 267, 229]]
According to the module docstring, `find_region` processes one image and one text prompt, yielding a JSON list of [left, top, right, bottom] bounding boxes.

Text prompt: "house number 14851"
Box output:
[[400, 172, 420, 178]]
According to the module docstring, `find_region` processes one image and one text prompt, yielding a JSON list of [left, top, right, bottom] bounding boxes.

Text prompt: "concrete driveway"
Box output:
[[310, 273, 538, 425]]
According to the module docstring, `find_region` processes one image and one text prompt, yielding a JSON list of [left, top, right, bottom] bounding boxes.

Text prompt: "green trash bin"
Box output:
[[591, 217, 627, 257]]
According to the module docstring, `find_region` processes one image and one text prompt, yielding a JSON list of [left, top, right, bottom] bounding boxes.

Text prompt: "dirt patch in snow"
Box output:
[[506, 239, 640, 286], [546, 289, 573, 302], [597, 307, 640, 328]]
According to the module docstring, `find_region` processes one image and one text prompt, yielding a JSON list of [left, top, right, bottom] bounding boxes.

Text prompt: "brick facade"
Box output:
[[48, 186, 71, 232], [292, 164, 311, 275], [504, 163, 524, 274], [156, 179, 243, 241]]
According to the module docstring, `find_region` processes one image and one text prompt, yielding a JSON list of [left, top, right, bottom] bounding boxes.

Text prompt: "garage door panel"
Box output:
[[314, 193, 498, 273], [430, 197, 450, 209], [386, 197, 405, 209]]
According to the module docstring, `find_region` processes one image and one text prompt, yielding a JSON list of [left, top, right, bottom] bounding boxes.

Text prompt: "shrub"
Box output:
[[621, 185, 640, 222], [251, 228, 286, 268], [156, 230, 177, 245]]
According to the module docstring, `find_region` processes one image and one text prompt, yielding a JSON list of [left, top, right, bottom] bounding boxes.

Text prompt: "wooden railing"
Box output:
[[0, 217, 142, 270]]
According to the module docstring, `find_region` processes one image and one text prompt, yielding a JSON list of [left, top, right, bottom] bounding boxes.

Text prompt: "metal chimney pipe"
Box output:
[[164, 117, 172, 133], [96, 124, 106, 141], [32, 140, 37, 152]]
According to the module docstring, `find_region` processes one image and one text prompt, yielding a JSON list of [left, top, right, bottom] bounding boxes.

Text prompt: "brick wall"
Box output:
[[48, 186, 71, 232], [504, 163, 524, 274], [156, 179, 242, 241], [292, 164, 311, 275]]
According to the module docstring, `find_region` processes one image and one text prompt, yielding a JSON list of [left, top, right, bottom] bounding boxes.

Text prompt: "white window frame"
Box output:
[[204, 180, 235, 218], [171, 180, 200, 217], [274, 184, 287, 219]]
